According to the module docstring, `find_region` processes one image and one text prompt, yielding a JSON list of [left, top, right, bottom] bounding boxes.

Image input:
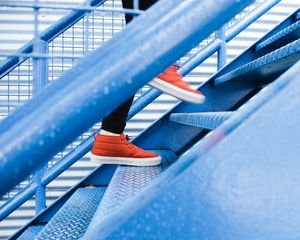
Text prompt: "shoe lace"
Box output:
[[160, 65, 189, 85], [122, 134, 135, 150], [125, 134, 131, 141], [161, 65, 201, 93]]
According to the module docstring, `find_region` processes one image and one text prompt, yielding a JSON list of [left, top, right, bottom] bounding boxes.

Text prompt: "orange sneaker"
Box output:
[[149, 65, 205, 104], [90, 133, 161, 166]]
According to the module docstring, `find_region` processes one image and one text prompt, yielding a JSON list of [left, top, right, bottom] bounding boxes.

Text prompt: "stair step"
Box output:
[[16, 225, 44, 240], [256, 20, 300, 51], [34, 187, 106, 240], [169, 112, 232, 130], [214, 39, 300, 85], [85, 150, 177, 235]]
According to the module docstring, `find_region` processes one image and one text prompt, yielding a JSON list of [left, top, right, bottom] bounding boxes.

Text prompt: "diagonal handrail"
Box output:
[[0, 0, 106, 80], [0, 0, 282, 221]]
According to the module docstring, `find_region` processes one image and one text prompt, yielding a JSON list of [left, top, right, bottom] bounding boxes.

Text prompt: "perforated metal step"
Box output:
[[16, 225, 44, 240], [256, 20, 300, 51], [34, 187, 106, 240], [169, 112, 232, 130], [85, 150, 177, 235], [214, 39, 300, 85]]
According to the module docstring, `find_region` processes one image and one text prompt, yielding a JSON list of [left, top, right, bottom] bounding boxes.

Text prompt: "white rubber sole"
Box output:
[[90, 154, 162, 167], [149, 78, 205, 104]]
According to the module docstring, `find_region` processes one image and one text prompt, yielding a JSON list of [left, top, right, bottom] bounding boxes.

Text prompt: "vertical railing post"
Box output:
[[32, 40, 48, 95], [85, 14, 90, 53], [32, 0, 48, 214], [133, 0, 139, 12], [217, 24, 227, 70]]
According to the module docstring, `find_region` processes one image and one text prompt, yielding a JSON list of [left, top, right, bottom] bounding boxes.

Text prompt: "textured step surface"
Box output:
[[215, 38, 300, 85], [256, 20, 300, 51], [34, 187, 106, 240], [85, 150, 177, 235], [16, 225, 44, 240], [169, 112, 232, 130]]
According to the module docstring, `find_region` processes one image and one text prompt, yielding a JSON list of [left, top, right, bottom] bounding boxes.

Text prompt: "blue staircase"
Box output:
[[89, 61, 300, 240], [0, 0, 300, 239]]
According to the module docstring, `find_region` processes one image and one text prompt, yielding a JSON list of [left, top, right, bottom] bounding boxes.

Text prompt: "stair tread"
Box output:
[[34, 187, 106, 240], [169, 112, 232, 130], [256, 20, 300, 51], [16, 225, 44, 240], [214, 38, 300, 85], [85, 150, 177, 234]]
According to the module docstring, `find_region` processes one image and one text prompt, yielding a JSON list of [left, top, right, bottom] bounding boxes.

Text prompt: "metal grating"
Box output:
[[85, 150, 177, 236], [34, 187, 106, 240]]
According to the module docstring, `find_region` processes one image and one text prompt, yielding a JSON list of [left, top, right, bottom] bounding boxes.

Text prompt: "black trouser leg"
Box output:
[[101, 0, 158, 134]]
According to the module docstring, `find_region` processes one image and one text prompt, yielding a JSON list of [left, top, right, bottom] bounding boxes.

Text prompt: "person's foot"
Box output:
[[149, 65, 205, 104], [90, 133, 161, 166]]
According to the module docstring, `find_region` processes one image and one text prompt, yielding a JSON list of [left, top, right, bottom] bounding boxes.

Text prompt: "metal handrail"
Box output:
[[0, 0, 106, 80]]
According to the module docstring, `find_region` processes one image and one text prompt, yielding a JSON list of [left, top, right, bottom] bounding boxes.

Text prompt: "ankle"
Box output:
[[100, 129, 121, 136]]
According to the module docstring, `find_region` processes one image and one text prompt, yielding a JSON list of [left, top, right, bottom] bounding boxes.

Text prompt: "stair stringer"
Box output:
[[84, 61, 300, 240]]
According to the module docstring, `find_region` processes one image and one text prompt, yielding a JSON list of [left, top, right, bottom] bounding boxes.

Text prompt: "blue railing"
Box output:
[[0, 0, 281, 225]]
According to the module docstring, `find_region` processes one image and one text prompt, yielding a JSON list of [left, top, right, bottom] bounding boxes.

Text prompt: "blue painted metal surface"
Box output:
[[0, 36, 220, 221], [128, 4, 300, 158], [134, 25, 296, 165], [85, 150, 177, 237], [210, 8, 300, 89], [84, 60, 300, 240], [0, 0, 276, 218], [0, 182, 37, 222], [169, 112, 232, 130], [256, 20, 300, 51], [5, 1, 286, 230], [34, 187, 105, 240], [32, 40, 48, 95], [0, 2, 282, 221], [129, 9, 299, 173], [13, 1, 279, 216], [130, 0, 284, 117], [217, 25, 227, 69], [0, 0, 288, 236], [0, 0, 106, 80], [16, 225, 44, 240], [8, 164, 115, 240], [0, 136, 94, 221], [226, 0, 281, 42], [0, 2, 142, 16], [32, 37, 48, 214], [214, 39, 300, 85], [0, 0, 254, 197]]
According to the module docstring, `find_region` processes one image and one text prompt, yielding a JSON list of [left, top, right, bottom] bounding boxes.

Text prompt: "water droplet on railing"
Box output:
[[49, 132, 56, 138], [38, 139, 44, 146], [104, 86, 109, 94]]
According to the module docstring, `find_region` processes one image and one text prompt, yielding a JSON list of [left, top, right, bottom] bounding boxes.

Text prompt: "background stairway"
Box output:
[[0, 0, 299, 239]]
